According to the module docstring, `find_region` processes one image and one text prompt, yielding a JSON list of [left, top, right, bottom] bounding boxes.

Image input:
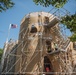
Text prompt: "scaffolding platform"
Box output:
[[49, 18, 59, 27], [47, 49, 66, 55], [44, 17, 59, 27]]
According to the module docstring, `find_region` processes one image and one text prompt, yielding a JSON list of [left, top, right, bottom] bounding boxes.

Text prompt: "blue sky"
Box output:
[[0, 0, 76, 48]]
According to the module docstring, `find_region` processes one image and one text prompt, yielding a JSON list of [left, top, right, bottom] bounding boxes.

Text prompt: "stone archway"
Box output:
[[44, 56, 54, 75]]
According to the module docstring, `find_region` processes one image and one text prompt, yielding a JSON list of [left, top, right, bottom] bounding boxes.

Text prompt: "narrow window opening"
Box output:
[[30, 25, 37, 33], [44, 56, 54, 75], [44, 16, 49, 24]]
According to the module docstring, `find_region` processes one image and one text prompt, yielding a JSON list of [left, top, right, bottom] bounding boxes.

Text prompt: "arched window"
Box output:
[[44, 56, 54, 75], [30, 25, 37, 33]]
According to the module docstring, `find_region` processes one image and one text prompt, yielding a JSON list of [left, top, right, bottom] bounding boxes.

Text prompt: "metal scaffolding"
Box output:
[[1, 8, 73, 75]]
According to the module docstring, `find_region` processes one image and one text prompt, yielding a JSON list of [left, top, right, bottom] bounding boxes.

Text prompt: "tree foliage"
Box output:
[[70, 33, 76, 42], [33, 0, 68, 8], [0, 0, 14, 12], [0, 48, 3, 62], [61, 14, 76, 32], [61, 14, 76, 41]]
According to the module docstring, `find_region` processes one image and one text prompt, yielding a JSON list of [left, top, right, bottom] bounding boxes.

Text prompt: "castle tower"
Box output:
[[14, 12, 73, 75]]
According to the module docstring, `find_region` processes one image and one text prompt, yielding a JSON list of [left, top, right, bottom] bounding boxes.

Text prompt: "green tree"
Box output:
[[33, 0, 68, 8], [61, 13, 76, 41], [33, 0, 76, 41], [0, 48, 3, 62], [70, 33, 76, 42], [0, 0, 14, 12], [61, 14, 76, 33]]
